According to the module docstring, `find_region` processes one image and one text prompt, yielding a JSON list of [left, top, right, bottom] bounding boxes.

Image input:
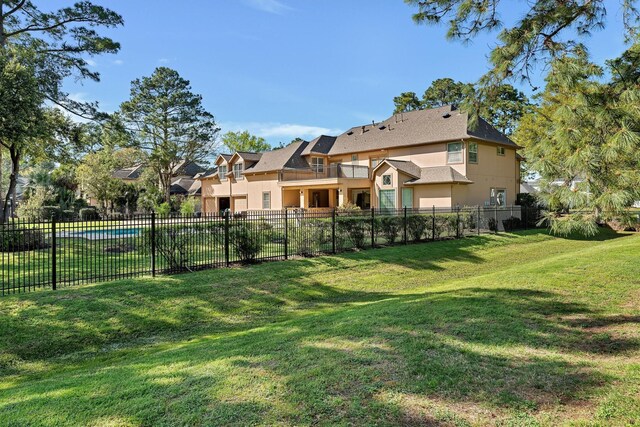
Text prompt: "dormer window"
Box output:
[[218, 164, 228, 181], [311, 157, 324, 173], [233, 163, 244, 180]]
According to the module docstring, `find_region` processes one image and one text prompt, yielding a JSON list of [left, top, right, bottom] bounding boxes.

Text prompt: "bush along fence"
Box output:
[[0, 206, 541, 295]]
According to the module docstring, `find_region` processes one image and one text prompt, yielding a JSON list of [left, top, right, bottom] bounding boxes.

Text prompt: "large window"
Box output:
[[262, 192, 271, 209], [468, 142, 478, 163], [402, 188, 413, 209], [447, 142, 463, 164], [233, 163, 243, 180], [311, 157, 324, 173], [218, 164, 227, 181], [379, 189, 396, 210]]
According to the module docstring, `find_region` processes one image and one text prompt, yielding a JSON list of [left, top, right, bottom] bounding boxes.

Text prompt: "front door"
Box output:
[[352, 189, 371, 209], [219, 197, 230, 213], [379, 189, 396, 211]]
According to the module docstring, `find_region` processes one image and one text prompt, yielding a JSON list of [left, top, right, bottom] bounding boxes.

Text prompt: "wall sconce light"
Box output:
[[339, 189, 343, 193], [300, 190, 303, 195]]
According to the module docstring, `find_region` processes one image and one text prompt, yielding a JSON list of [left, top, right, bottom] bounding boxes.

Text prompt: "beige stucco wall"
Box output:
[[246, 173, 281, 210], [464, 140, 519, 206]]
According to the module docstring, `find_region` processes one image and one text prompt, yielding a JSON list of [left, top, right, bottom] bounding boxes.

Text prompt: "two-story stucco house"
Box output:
[[199, 105, 521, 213]]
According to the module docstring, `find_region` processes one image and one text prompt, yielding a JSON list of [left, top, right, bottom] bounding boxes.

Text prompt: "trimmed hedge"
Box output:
[[79, 208, 100, 221]]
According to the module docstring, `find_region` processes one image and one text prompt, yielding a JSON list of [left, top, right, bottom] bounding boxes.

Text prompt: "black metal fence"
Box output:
[[0, 206, 541, 295]]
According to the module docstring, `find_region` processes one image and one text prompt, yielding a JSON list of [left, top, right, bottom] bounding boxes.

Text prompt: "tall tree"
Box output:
[[422, 78, 472, 108], [393, 78, 529, 135], [393, 91, 422, 113], [0, 1, 123, 221], [76, 146, 144, 212], [514, 46, 640, 235], [120, 67, 220, 202], [405, 0, 640, 85], [222, 130, 271, 153]]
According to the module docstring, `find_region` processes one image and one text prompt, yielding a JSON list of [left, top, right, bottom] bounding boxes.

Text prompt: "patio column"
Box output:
[[299, 189, 306, 209], [338, 187, 345, 207]]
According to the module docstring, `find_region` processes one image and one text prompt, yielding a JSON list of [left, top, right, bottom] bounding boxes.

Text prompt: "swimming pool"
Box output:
[[58, 228, 142, 240]]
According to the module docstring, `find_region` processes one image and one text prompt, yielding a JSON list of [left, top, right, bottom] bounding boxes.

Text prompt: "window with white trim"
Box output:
[[497, 146, 505, 156], [469, 142, 478, 163], [233, 163, 243, 179], [262, 192, 271, 209], [447, 142, 463, 164], [311, 157, 324, 173], [218, 164, 227, 181]]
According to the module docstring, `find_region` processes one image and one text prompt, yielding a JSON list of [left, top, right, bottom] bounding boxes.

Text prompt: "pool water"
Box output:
[[79, 228, 141, 238]]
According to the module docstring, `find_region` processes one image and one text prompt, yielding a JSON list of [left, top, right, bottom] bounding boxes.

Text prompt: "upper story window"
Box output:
[[447, 142, 463, 164], [382, 174, 392, 186], [311, 157, 324, 173], [497, 146, 506, 156], [218, 164, 228, 181], [469, 142, 478, 164], [233, 163, 243, 180], [371, 157, 385, 168], [351, 154, 358, 162]]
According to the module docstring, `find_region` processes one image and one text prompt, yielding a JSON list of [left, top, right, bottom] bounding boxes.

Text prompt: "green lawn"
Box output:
[[0, 229, 638, 426]]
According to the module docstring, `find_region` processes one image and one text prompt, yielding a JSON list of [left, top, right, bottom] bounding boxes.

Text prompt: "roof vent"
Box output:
[[361, 125, 366, 134], [442, 113, 451, 118], [378, 125, 386, 130], [347, 131, 354, 136]]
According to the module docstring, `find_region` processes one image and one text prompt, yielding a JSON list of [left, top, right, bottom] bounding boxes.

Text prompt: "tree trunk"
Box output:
[[2, 148, 20, 222]]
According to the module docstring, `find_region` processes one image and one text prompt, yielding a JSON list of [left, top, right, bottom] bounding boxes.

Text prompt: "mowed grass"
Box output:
[[0, 229, 638, 426]]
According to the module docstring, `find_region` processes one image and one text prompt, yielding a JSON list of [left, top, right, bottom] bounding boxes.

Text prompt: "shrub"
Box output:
[[229, 223, 263, 262], [378, 215, 403, 244], [289, 219, 331, 256], [180, 198, 197, 216], [79, 208, 100, 221], [502, 216, 522, 232], [336, 216, 368, 249], [488, 217, 498, 232], [0, 227, 47, 252], [141, 225, 193, 271], [155, 202, 171, 216], [406, 215, 429, 242], [41, 206, 61, 221]]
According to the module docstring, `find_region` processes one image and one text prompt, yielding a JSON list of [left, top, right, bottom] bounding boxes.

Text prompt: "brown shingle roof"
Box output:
[[376, 159, 421, 178], [300, 135, 336, 156], [328, 105, 518, 156], [244, 140, 310, 174], [235, 152, 263, 163], [404, 166, 473, 185]]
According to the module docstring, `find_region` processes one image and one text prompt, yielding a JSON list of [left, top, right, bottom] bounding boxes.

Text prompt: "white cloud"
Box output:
[[244, 0, 291, 14], [222, 122, 342, 139], [113, 59, 124, 66]]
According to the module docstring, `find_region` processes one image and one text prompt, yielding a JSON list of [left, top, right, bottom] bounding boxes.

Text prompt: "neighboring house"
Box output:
[[84, 160, 207, 209], [199, 105, 522, 213]]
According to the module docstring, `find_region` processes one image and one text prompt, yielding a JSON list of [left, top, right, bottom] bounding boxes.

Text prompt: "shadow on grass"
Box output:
[[1, 285, 638, 425]]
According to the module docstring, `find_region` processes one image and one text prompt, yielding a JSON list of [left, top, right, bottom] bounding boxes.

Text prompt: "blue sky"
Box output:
[[64, 0, 632, 147]]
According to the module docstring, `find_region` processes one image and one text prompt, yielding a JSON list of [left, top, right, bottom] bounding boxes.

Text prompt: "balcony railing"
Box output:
[[280, 164, 370, 182]]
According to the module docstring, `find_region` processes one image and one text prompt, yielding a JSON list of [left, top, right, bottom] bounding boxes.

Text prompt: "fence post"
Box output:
[[403, 206, 408, 244], [432, 205, 436, 241], [477, 205, 481, 236], [494, 205, 499, 234], [456, 206, 461, 239], [51, 218, 57, 291], [371, 207, 375, 248], [510, 204, 514, 218], [224, 209, 230, 267], [151, 212, 156, 277], [331, 208, 336, 254], [284, 209, 288, 260]]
